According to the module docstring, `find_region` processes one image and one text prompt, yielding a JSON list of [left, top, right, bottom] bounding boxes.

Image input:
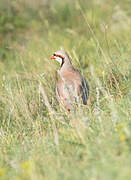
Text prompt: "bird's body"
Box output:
[[50, 50, 89, 111]]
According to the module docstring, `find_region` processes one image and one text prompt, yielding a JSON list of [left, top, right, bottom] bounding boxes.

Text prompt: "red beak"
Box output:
[[50, 56, 55, 60]]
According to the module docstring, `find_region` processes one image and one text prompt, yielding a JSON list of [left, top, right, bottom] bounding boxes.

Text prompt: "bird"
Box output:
[[50, 50, 89, 112]]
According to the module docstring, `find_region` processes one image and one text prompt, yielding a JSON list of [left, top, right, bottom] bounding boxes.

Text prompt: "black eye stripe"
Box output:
[[54, 54, 64, 59]]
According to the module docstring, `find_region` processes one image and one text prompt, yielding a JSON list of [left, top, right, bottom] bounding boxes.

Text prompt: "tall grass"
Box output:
[[0, 0, 131, 179]]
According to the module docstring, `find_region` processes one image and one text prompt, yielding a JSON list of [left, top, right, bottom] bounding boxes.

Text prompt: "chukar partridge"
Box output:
[[50, 50, 89, 112]]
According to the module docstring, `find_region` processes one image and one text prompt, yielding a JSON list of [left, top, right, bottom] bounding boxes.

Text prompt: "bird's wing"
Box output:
[[80, 78, 89, 105]]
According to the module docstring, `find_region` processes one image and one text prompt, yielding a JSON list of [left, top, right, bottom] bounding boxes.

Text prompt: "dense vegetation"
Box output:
[[0, 0, 130, 179]]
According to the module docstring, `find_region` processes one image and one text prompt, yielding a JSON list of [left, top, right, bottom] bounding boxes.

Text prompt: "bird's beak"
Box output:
[[50, 56, 55, 60]]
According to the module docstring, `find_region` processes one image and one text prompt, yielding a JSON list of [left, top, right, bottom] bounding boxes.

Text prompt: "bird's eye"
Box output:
[[53, 54, 56, 56], [55, 54, 59, 57]]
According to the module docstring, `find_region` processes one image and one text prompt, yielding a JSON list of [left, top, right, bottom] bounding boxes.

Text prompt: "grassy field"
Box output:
[[0, 0, 131, 179]]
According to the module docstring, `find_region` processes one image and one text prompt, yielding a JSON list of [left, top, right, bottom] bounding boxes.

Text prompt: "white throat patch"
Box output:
[[55, 56, 63, 66]]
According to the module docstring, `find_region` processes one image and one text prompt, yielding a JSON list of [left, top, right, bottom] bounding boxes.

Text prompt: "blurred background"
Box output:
[[0, 0, 130, 63], [0, 0, 130, 96]]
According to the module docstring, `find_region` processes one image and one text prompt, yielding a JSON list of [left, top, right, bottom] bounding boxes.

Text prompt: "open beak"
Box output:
[[50, 56, 55, 60]]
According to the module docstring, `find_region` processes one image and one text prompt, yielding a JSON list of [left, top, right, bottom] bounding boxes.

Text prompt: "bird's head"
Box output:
[[50, 50, 71, 67]]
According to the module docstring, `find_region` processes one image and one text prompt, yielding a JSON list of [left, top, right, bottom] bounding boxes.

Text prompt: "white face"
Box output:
[[55, 56, 63, 66]]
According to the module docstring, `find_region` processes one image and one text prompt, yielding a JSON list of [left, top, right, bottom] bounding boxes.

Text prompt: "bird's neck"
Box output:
[[59, 58, 74, 74]]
